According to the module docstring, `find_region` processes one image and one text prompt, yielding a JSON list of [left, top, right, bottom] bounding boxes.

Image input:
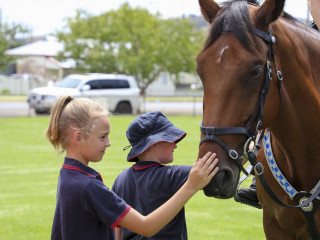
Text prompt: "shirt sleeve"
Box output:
[[83, 179, 131, 229]]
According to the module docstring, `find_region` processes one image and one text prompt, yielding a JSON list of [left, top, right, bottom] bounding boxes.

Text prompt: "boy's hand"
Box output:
[[186, 152, 219, 191]]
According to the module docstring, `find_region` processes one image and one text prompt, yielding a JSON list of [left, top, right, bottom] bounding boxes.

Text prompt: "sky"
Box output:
[[0, 0, 312, 36]]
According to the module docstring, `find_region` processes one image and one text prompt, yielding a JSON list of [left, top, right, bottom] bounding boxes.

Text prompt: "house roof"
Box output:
[[5, 36, 63, 57], [5, 36, 75, 69]]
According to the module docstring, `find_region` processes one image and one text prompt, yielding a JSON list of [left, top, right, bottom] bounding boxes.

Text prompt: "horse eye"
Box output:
[[251, 67, 263, 78]]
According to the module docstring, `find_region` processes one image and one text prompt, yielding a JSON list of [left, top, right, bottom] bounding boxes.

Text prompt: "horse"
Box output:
[[196, 0, 320, 239]]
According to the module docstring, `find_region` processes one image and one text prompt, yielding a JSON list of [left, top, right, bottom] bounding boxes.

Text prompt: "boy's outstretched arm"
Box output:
[[118, 152, 219, 237]]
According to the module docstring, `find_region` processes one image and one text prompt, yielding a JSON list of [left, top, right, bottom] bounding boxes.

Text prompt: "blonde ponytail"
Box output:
[[45, 96, 73, 151]]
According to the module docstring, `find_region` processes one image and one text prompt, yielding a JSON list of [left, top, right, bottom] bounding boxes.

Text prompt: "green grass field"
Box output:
[[0, 115, 265, 240]]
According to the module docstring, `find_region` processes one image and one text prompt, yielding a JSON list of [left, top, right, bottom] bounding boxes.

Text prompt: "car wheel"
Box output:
[[115, 102, 132, 114], [35, 108, 50, 115]]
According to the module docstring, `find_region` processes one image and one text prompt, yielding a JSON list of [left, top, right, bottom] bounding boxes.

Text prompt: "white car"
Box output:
[[27, 73, 142, 114]]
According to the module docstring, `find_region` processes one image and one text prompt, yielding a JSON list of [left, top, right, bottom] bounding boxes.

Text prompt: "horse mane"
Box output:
[[282, 11, 320, 34]]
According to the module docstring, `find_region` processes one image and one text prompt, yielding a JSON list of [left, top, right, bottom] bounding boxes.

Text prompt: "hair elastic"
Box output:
[[62, 96, 74, 109]]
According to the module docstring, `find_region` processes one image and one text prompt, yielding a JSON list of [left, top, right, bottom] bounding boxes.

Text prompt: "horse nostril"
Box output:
[[203, 166, 238, 198], [214, 169, 233, 189]]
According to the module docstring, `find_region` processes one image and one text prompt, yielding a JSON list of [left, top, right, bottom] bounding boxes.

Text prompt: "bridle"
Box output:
[[199, 26, 320, 240], [200, 27, 282, 176]]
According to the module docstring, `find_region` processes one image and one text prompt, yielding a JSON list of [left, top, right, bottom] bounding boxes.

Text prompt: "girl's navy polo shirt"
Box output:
[[112, 161, 192, 240], [52, 157, 131, 240]]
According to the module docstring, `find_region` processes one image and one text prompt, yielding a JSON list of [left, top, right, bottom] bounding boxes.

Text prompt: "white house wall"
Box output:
[[146, 72, 175, 96]]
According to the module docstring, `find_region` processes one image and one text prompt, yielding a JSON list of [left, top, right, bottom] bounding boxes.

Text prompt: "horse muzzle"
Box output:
[[200, 143, 241, 199]]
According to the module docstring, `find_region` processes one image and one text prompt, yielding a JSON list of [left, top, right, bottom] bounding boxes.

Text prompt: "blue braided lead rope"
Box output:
[[263, 131, 320, 200], [263, 131, 297, 199]]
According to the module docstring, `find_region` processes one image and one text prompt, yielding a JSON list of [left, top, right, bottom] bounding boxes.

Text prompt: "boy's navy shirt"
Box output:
[[112, 161, 192, 240], [52, 157, 131, 240]]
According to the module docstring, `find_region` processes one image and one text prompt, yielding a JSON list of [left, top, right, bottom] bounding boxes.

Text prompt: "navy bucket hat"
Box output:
[[125, 111, 186, 162]]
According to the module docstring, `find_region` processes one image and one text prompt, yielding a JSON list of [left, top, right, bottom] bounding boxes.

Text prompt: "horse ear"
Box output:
[[254, 0, 285, 30], [198, 0, 221, 23]]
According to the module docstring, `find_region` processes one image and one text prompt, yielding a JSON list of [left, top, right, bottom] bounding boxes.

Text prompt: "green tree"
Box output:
[[56, 3, 205, 94], [0, 22, 29, 71]]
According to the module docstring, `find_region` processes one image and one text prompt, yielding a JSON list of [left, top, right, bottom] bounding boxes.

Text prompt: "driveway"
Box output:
[[0, 102, 35, 117], [0, 101, 203, 117]]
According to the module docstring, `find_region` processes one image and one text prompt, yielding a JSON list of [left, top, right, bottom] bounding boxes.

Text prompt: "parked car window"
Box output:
[[100, 80, 115, 89], [116, 79, 130, 88], [86, 80, 101, 90], [100, 79, 130, 89], [56, 78, 81, 88]]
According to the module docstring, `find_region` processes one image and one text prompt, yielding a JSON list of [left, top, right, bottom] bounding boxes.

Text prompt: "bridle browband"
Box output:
[[200, 27, 283, 176]]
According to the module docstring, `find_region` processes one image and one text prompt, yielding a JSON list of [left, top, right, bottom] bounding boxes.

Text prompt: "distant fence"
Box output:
[[142, 94, 203, 116], [0, 75, 46, 95]]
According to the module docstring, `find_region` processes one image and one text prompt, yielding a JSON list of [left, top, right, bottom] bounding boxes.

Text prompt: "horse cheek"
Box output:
[[262, 81, 281, 128]]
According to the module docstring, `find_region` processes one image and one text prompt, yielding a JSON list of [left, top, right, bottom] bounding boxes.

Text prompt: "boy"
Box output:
[[112, 111, 215, 239]]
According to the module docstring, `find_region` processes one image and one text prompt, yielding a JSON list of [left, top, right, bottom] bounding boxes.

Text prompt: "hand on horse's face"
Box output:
[[187, 152, 219, 191]]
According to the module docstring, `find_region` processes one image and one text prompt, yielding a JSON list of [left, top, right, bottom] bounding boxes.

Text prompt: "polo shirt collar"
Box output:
[[63, 157, 103, 182], [132, 161, 163, 170]]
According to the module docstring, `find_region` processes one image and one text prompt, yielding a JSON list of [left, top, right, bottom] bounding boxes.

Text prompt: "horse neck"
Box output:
[[267, 19, 320, 188]]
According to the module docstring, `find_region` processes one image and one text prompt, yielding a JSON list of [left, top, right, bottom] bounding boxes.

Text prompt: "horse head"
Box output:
[[197, 0, 285, 199]]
